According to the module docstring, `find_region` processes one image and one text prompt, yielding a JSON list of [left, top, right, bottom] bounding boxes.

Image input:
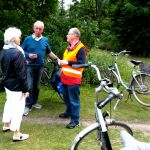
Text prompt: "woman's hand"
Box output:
[[23, 92, 29, 98]]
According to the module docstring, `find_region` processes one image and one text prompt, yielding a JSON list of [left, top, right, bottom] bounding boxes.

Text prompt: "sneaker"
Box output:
[[2, 126, 10, 132], [59, 113, 70, 118], [13, 133, 29, 142], [23, 107, 31, 116], [66, 122, 79, 129], [32, 103, 42, 109]]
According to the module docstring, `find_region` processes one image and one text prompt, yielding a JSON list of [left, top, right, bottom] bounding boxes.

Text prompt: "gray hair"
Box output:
[[4, 27, 22, 44], [34, 20, 44, 29], [70, 28, 81, 37]]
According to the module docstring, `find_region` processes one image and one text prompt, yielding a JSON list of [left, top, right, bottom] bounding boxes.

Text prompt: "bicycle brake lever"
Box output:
[[114, 99, 120, 110]]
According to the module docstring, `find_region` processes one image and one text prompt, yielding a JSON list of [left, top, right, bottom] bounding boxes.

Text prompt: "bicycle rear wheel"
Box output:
[[131, 73, 150, 107], [70, 121, 132, 150], [58, 92, 64, 102], [41, 68, 50, 86]]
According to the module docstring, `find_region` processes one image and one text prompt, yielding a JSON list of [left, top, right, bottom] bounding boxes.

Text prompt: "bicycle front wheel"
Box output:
[[131, 73, 150, 107], [70, 121, 133, 150], [101, 120, 133, 150]]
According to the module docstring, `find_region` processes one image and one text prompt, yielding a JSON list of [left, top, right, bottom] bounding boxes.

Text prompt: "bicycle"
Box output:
[[41, 58, 64, 102], [70, 63, 133, 150], [120, 130, 150, 150], [107, 50, 150, 107]]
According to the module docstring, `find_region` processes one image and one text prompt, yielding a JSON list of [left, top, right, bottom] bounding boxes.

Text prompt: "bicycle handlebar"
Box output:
[[72, 63, 91, 68], [72, 63, 117, 87], [72, 62, 122, 109], [97, 91, 122, 109], [72, 63, 112, 86], [97, 93, 116, 109], [111, 50, 131, 57], [72, 63, 102, 81]]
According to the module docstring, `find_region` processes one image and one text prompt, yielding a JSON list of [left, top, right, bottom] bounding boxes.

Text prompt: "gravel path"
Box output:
[[22, 117, 150, 135]]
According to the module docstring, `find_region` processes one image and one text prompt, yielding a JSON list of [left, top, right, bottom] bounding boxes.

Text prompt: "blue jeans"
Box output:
[[26, 65, 44, 108], [63, 84, 80, 124]]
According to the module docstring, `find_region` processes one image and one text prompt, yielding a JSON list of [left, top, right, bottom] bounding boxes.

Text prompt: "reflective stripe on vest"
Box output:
[[61, 68, 82, 75]]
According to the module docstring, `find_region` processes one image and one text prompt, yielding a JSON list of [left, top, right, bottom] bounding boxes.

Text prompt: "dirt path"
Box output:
[[1, 115, 149, 135], [22, 117, 150, 136]]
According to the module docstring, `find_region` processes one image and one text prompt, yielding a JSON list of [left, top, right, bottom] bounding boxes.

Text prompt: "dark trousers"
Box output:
[[26, 66, 44, 108], [63, 84, 80, 124]]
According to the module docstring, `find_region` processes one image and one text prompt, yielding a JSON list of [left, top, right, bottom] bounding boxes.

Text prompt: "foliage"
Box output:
[[0, 0, 149, 57], [109, 0, 150, 56]]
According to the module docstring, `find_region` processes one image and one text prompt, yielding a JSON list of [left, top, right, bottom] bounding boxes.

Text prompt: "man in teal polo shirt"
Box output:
[[22, 20, 59, 116]]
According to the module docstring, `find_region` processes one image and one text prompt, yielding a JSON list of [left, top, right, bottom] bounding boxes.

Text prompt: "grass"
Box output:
[[0, 85, 150, 150]]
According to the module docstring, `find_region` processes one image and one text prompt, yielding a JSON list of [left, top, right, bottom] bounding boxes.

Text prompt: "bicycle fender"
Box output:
[[70, 123, 99, 150]]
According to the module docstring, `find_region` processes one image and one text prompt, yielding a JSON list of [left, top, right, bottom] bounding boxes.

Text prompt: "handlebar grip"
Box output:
[[97, 93, 116, 109], [72, 64, 90, 68]]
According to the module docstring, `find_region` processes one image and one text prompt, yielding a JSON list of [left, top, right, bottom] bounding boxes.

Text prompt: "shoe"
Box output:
[[13, 133, 29, 142], [59, 113, 70, 118], [66, 122, 79, 129], [32, 103, 42, 109], [23, 107, 31, 116], [2, 126, 10, 132]]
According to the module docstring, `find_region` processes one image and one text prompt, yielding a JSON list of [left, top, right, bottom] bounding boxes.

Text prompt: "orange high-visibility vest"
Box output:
[[61, 42, 85, 78]]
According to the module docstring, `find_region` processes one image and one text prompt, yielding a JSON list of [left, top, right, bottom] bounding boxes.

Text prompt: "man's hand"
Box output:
[[29, 53, 37, 59], [59, 60, 68, 65]]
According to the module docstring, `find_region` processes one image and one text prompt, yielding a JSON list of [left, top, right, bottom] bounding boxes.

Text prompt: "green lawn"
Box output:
[[0, 85, 150, 150]]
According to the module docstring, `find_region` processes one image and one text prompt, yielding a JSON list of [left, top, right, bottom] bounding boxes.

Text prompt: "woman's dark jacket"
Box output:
[[0, 48, 28, 92]]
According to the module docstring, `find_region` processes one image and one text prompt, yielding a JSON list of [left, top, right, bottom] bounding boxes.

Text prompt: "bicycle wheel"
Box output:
[[102, 120, 133, 150], [70, 123, 102, 150], [131, 73, 150, 107], [58, 92, 64, 102], [41, 68, 50, 86], [70, 121, 132, 150]]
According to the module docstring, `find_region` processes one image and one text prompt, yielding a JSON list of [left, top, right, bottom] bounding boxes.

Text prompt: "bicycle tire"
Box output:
[[41, 68, 50, 86], [58, 92, 64, 102], [131, 73, 150, 107], [70, 121, 132, 150]]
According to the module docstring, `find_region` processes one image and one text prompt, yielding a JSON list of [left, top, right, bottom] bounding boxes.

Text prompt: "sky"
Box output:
[[60, 0, 80, 10]]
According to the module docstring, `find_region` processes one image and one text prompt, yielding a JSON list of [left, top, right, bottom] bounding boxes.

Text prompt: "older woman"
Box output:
[[0, 27, 29, 141]]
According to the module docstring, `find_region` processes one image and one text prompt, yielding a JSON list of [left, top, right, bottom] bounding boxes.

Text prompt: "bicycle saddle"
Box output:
[[120, 130, 150, 150], [130, 60, 143, 66]]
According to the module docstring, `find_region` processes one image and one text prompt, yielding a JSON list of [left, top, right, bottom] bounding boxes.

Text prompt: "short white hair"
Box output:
[[4, 27, 21, 44], [70, 28, 81, 37], [34, 20, 44, 29]]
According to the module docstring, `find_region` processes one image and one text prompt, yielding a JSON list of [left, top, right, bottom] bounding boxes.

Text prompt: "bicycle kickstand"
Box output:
[[125, 93, 134, 103]]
